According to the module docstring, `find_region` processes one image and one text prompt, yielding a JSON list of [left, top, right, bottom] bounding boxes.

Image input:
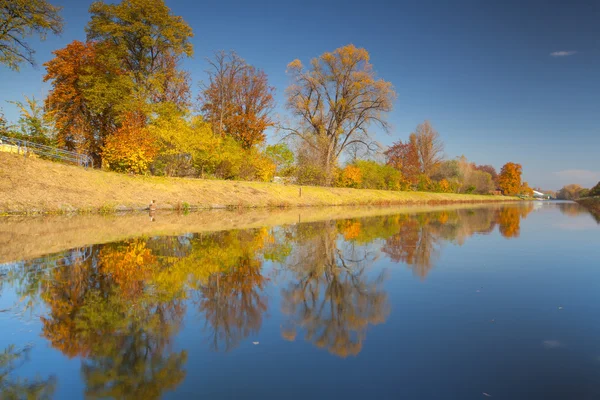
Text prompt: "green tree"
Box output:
[[7, 95, 54, 144], [0, 0, 63, 70], [265, 143, 294, 175]]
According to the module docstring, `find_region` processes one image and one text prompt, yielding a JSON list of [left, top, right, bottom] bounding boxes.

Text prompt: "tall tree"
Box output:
[[86, 0, 193, 109], [556, 184, 586, 200], [0, 0, 63, 70], [200, 50, 275, 148], [284, 44, 396, 184], [413, 121, 444, 177], [498, 162, 522, 196], [44, 40, 123, 161], [384, 135, 421, 184]]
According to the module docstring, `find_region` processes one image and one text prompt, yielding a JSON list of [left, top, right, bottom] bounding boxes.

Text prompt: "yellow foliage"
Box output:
[[102, 112, 158, 174], [340, 165, 362, 188]]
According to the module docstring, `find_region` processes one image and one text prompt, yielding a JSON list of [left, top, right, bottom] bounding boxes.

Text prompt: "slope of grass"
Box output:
[[0, 152, 517, 214]]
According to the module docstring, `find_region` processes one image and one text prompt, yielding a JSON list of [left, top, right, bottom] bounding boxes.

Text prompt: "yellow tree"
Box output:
[[284, 44, 396, 185], [498, 162, 522, 196]]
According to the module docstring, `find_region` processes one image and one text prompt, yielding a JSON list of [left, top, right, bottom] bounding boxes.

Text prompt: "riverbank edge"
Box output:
[[0, 203, 523, 263], [576, 197, 600, 214], [0, 152, 520, 216]]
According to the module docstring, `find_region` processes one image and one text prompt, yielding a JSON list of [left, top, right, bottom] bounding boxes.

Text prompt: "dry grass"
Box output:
[[0, 203, 510, 263], [0, 152, 517, 214]]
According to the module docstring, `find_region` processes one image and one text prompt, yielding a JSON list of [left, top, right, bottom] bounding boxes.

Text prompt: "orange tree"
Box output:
[[498, 162, 522, 195]]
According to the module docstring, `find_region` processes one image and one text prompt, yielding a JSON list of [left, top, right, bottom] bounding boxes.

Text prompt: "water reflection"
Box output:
[[0, 204, 540, 397], [278, 221, 389, 357], [0, 345, 56, 399]]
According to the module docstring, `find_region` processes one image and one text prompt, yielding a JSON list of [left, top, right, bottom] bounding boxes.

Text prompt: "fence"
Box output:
[[0, 135, 93, 168]]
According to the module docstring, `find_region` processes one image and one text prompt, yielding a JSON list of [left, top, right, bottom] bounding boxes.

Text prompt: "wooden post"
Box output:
[[299, 187, 302, 197]]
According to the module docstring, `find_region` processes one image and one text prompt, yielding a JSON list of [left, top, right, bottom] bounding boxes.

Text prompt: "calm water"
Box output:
[[1, 202, 599, 399]]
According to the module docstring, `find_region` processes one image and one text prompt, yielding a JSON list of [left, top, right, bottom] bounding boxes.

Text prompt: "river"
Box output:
[[0, 202, 598, 399]]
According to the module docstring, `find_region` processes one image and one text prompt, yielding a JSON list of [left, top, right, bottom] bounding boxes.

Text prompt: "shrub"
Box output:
[[339, 165, 362, 188], [102, 112, 157, 174]]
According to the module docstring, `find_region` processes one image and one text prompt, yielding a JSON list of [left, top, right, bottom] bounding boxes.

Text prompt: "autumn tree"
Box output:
[[475, 164, 498, 185], [200, 50, 275, 148], [284, 44, 396, 185], [102, 111, 158, 173], [385, 135, 421, 184], [44, 40, 124, 161], [556, 184, 587, 200], [86, 0, 193, 110], [520, 181, 534, 197], [498, 162, 522, 196], [0, 0, 63, 70], [412, 121, 444, 177]]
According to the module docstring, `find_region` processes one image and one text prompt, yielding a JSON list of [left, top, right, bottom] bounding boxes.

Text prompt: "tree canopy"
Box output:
[[0, 0, 63, 70]]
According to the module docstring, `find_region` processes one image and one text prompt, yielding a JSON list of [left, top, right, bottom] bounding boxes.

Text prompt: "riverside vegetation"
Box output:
[[1, 0, 534, 206]]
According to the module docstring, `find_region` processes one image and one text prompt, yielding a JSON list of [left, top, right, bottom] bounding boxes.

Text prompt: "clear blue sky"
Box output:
[[1, 0, 598, 189]]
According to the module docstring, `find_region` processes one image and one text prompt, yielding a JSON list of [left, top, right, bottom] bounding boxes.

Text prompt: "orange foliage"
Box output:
[[102, 112, 158, 173], [341, 221, 362, 240], [99, 240, 157, 298], [498, 162, 522, 196], [43, 40, 115, 160], [201, 52, 275, 149], [439, 179, 452, 193]]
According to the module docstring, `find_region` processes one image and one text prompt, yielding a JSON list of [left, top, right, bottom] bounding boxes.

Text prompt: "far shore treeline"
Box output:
[[1, 0, 535, 196]]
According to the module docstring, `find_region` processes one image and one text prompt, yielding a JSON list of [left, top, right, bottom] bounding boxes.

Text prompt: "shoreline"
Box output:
[[0, 203, 524, 264], [0, 152, 519, 215]]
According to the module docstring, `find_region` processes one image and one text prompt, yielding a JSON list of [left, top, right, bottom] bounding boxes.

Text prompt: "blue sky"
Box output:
[[1, 0, 598, 189]]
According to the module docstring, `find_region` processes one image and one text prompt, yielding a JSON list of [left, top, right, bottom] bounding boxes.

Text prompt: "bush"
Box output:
[[338, 160, 408, 191], [102, 113, 157, 174], [339, 165, 362, 188]]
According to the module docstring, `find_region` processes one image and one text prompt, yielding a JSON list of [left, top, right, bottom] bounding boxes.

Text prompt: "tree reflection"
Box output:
[[0, 345, 56, 400], [36, 239, 187, 399], [0, 204, 541, 378], [495, 203, 534, 238], [197, 255, 268, 352], [382, 214, 441, 279], [279, 221, 389, 358]]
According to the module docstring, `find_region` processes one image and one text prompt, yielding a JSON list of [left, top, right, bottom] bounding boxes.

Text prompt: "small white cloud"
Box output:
[[542, 340, 561, 349], [550, 51, 577, 57], [554, 169, 600, 187]]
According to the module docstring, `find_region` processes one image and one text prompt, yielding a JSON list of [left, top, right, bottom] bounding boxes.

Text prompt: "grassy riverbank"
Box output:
[[0, 152, 517, 214]]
